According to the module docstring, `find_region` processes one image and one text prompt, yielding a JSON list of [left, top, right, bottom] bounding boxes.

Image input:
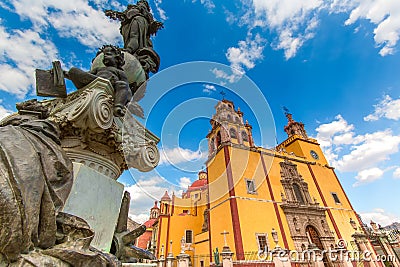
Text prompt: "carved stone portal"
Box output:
[[279, 160, 335, 252]]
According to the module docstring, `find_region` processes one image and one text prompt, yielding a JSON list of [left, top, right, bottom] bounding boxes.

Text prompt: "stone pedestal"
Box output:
[[221, 246, 234, 267], [176, 253, 190, 267], [311, 250, 324, 267], [62, 162, 124, 251], [272, 248, 291, 267], [158, 257, 165, 267], [166, 254, 175, 267]]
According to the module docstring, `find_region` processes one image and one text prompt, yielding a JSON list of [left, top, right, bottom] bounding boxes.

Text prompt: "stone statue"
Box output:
[[105, 0, 163, 76], [0, 111, 119, 266], [1, 1, 162, 265], [214, 247, 220, 266], [65, 45, 133, 117]]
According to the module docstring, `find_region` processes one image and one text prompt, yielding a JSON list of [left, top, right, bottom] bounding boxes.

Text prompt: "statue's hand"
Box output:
[[149, 21, 164, 35]]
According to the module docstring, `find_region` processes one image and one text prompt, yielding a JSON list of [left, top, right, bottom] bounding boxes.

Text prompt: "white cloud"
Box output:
[[5, 0, 120, 48], [315, 114, 400, 186], [159, 147, 206, 165], [124, 176, 173, 223], [245, 0, 323, 59], [274, 16, 319, 59], [215, 33, 266, 83], [153, 0, 168, 21], [123, 174, 196, 223], [211, 68, 239, 84], [203, 84, 216, 94], [0, 104, 13, 120], [393, 167, 400, 179], [224, 0, 400, 72], [192, 0, 215, 13], [344, 0, 400, 56], [129, 213, 150, 224], [364, 95, 400, 121], [226, 33, 266, 74], [0, 25, 59, 97], [353, 167, 384, 187], [315, 115, 355, 149], [179, 177, 192, 189], [335, 129, 400, 172], [360, 208, 400, 227]]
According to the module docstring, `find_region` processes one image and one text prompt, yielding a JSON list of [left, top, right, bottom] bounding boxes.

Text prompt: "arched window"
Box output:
[[293, 183, 305, 204], [230, 128, 237, 138], [216, 132, 221, 147], [242, 131, 248, 142]]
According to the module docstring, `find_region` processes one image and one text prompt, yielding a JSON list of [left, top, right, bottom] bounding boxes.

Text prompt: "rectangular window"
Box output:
[[245, 179, 256, 194], [256, 234, 268, 253], [185, 230, 193, 244], [183, 209, 189, 214], [331, 192, 341, 204]]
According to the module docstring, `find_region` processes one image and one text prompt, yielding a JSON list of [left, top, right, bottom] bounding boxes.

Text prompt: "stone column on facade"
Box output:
[[166, 240, 175, 267], [176, 237, 190, 267], [311, 248, 325, 267], [271, 247, 291, 267], [176, 253, 190, 267], [220, 246, 234, 267], [352, 233, 378, 267], [340, 249, 356, 267], [158, 245, 165, 267]]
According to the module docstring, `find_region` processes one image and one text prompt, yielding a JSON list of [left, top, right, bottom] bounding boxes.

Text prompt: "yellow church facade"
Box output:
[[154, 100, 384, 267]]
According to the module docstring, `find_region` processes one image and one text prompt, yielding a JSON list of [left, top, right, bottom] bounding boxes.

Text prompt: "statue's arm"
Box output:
[[104, 9, 126, 21], [118, 69, 129, 83], [149, 20, 164, 35], [89, 68, 98, 75]]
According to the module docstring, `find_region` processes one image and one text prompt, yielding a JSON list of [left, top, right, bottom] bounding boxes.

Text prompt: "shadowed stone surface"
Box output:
[[62, 163, 124, 252]]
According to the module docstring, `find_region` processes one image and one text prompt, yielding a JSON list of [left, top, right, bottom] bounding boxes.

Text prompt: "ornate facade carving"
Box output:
[[43, 77, 159, 179], [279, 160, 335, 252]]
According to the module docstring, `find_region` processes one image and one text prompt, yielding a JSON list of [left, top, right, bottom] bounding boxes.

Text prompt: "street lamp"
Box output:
[[349, 218, 357, 231], [271, 228, 279, 248]]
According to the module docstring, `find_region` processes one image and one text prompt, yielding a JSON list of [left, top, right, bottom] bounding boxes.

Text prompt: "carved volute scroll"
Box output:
[[44, 77, 160, 179]]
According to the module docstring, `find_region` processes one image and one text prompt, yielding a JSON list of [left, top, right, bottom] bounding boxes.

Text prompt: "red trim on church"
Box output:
[[260, 153, 290, 250], [206, 166, 213, 263], [156, 215, 163, 257], [307, 164, 342, 239], [223, 146, 245, 260], [331, 169, 355, 210]]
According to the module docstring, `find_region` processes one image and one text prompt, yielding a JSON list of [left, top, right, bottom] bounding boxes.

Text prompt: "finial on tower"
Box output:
[[282, 107, 308, 139], [219, 90, 226, 100], [282, 106, 294, 122]]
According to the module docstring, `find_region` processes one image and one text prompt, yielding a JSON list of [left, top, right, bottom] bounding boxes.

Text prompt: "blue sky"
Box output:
[[0, 0, 400, 225]]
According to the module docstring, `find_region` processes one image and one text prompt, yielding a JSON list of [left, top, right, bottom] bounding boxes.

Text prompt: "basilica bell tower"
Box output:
[[206, 99, 254, 156]]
